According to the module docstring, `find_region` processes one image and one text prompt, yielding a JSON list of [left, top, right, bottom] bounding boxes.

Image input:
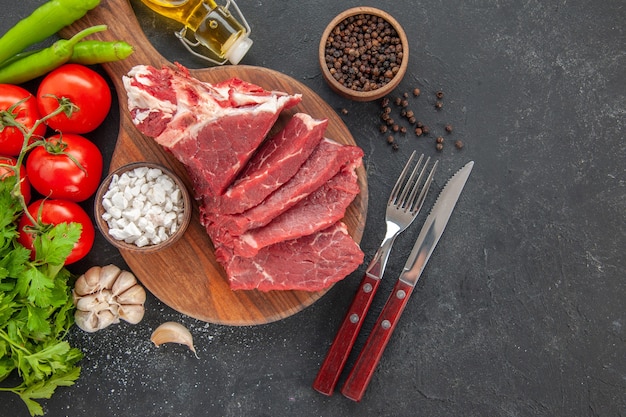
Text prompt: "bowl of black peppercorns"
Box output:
[[319, 7, 409, 102]]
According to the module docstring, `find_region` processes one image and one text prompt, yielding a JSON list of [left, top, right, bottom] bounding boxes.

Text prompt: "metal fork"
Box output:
[[313, 151, 437, 396]]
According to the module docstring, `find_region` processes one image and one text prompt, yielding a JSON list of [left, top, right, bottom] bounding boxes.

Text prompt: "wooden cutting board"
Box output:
[[61, 0, 368, 325]]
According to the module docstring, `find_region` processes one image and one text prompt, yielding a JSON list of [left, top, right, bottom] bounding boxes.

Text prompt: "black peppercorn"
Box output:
[[436, 143, 444, 151], [455, 140, 464, 149], [436, 136, 444, 144], [413, 88, 421, 96], [415, 127, 423, 136], [445, 124, 453, 133], [435, 101, 443, 110], [436, 90, 444, 99], [379, 125, 388, 133]]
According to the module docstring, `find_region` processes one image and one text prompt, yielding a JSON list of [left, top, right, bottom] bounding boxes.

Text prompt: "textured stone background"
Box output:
[[2, 0, 624, 416]]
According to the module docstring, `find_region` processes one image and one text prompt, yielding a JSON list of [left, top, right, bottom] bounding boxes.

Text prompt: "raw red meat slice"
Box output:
[[223, 222, 364, 292], [203, 138, 364, 236], [203, 113, 327, 215], [123, 64, 302, 196], [216, 166, 361, 258]]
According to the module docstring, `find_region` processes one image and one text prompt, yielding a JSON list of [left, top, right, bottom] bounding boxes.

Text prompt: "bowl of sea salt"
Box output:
[[94, 162, 192, 253]]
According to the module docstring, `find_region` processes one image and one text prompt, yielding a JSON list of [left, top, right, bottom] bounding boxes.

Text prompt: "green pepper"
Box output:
[[0, 0, 101, 65], [0, 40, 134, 69], [69, 40, 134, 64], [0, 25, 107, 84]]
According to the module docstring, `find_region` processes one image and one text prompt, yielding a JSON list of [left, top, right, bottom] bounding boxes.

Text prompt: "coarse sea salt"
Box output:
[[101, 167, 185, 247]]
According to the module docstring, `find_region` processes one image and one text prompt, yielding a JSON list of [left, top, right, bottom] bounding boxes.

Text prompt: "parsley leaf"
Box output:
[[0, 165, 84, 416]]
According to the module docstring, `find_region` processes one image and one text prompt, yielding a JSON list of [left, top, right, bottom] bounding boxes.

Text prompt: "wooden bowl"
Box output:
[[94, 162, 192, 253], [318, 7, 409, 102]]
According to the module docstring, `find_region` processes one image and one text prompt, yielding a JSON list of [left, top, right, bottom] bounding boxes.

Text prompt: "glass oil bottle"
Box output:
[[140, 0, 253, 65]]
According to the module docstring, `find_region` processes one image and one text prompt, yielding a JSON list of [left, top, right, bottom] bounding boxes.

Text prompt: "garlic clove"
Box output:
[[98, 264, 123, 290], [74, 309, 118, 332], [75, 310, 99, 333], [76, 290, 114, 312], [150, 322, 198, 357], [111, 270, 138, 296], [118, 304, 145, 324], [74, 266, 102, 296], [116, 284, 146, 305]]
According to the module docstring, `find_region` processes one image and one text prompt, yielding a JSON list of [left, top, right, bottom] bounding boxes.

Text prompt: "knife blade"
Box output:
[[340, 160, 474, 402]]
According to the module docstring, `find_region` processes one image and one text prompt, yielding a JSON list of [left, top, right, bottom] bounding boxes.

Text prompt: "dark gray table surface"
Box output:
[[2, 0, 625, 416]]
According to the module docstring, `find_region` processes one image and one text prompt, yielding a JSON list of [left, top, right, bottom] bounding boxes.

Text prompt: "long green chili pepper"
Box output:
[[0, 40, 134, 69], [68, 40, 134, 64], [0, 0, 101, 65], [0, 25, 107, 85]]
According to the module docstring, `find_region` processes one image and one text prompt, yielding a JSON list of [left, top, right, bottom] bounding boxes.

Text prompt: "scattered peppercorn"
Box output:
[[436, 90, 444, 99], [445, 124, 453, 133], [381, 97, 390, 107], [392, 142, 399, 150], [413, 88, 421, 96], [324, 14, 403, 92], [341, 108, 349, 115], [405, 110, 414, 119], [403, 92, 409, 98], [387, 135, 395, 144], [415, 127, 423, 136], [383, 106, 392, 114], [436, 143, 444, 151], [455, 140, 464, 149], [392, 124, 399, 132], [400, 109, 407, 117], [436, 136, 444, 144], [386, 117, 394, 126], [400, 126, 407, 134], [416, 121, 424, 128], [422, 125, 430, 135], [379, 125, 388, 133], [435, 101, 443, 110], [408, 116, 416, 124], [394, 97, 402, 106], [401, 99, 409, 107]]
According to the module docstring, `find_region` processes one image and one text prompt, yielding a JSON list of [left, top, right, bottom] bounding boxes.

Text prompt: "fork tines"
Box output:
[[389, 151, 438, 214]]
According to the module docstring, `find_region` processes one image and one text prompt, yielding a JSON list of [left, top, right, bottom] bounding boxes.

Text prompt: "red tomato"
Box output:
[[26, 133, 103, 202], [37, 64, 112, 134], [0, 156, 31, 204], [17, 199, 95, 265], [0, 84, 47, 156]]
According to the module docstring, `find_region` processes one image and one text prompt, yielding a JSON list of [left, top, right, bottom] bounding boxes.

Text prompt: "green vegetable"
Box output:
[[68, 40, 134, 65], [0, 97, 83, 417], [0, 0, 101, 65], [0, 40, 134, 70], [0, 25, 107, 85]]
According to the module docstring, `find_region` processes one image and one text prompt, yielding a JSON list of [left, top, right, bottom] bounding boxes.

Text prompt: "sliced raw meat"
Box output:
[[123, 64, 302, 196], [216, 166, 361, 258], [223, 222, 364, 292], [203, 138, 364, 236], [203, 113, 327, 215]]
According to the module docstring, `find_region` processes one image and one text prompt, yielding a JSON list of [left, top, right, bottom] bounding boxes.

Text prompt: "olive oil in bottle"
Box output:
[[140, 0, 252, 65]]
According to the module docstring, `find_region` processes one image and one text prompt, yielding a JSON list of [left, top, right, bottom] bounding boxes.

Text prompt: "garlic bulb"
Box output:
[[73, 264, 146, 333], [151, 321, 198, 357]]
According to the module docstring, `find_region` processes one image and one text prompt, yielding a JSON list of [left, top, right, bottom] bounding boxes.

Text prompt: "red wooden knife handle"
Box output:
[[340, 279, 414, 401], [312, 273, 381, 396]]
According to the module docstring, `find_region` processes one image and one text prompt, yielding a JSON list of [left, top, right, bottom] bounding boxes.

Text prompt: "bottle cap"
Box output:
[[224, 34, 253, 65]]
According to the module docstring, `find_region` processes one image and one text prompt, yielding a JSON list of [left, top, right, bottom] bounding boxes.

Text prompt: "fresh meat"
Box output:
[[214, 165, 361, 258], [203, 138, 364, 236], [202, 113, 327, 215], [223, 222, 364, 292], [123, 64, 302, 196]]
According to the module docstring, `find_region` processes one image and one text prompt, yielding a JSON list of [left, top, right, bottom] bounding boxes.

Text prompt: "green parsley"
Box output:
[[0, 175, 83, 416]]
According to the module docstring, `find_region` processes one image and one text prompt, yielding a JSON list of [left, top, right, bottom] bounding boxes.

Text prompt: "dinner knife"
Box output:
[[340, 160, 474, 402]]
